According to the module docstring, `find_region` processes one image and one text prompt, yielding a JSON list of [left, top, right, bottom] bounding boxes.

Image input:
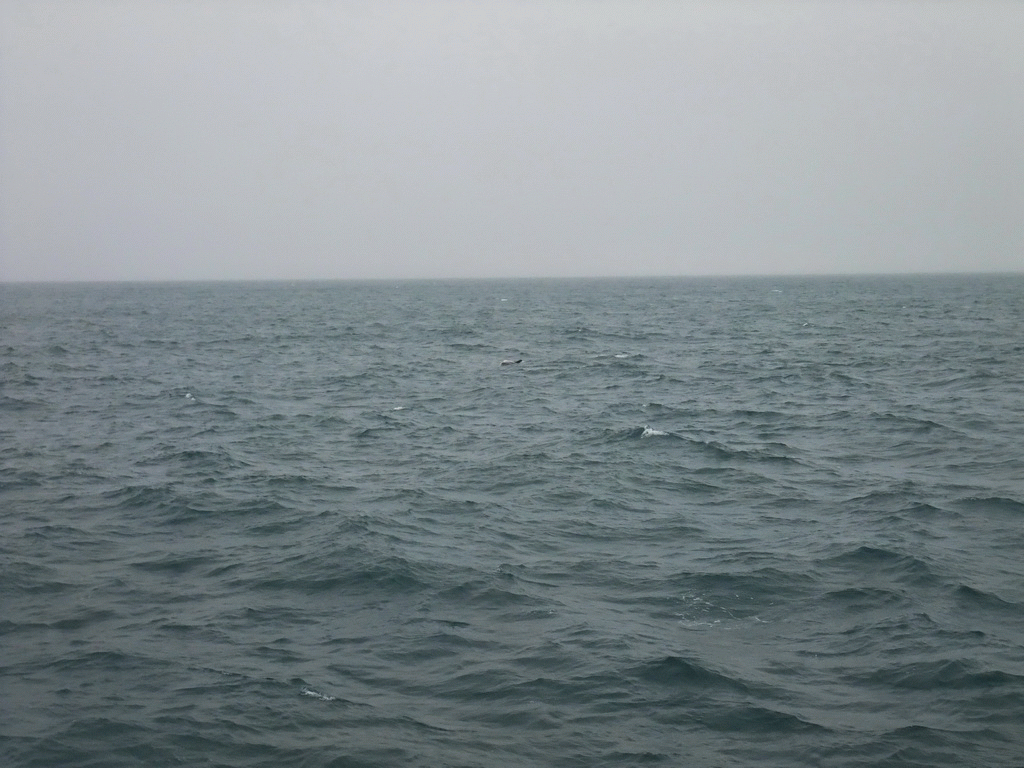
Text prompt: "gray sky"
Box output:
[[2, 1, 1021, 281]]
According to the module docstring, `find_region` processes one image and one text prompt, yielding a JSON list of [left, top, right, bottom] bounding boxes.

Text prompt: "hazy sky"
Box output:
[[2, 1, 1021, 281]]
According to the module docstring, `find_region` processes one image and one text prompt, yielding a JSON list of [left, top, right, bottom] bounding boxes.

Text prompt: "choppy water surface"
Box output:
[[3, 275, 1023, 767]]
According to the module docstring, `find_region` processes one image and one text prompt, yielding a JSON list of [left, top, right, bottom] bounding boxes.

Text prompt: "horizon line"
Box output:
[[3, 268, 1022, 286]]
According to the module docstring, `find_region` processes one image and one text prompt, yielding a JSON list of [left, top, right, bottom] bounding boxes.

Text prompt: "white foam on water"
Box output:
[[301, 688, 336, 701]]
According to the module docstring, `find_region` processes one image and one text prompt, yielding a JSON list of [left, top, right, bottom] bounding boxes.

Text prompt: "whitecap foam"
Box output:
[[641, 426, 667, 438], [301, 687, 336, 701], [676, 618, 722, 630]]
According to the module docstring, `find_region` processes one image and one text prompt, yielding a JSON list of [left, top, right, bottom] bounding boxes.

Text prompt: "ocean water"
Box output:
[[2, 274, 1023, 768]]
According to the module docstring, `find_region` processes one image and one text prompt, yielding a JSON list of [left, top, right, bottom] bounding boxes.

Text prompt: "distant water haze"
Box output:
[[2, 1, 1021, 282]]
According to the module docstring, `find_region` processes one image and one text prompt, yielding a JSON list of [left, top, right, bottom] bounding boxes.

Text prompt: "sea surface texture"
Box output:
[[2, 275, 1023, 768]]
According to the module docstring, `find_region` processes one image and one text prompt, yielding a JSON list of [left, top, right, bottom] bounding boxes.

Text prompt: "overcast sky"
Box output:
[[2, 1, 1021, 282]]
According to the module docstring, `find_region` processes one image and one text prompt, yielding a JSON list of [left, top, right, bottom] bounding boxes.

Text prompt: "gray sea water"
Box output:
[[2, 274, 1024, 767]]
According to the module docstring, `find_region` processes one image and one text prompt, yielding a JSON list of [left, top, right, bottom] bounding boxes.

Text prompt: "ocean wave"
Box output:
[[952, 584, 1021, 612], [860, 658, 1024, 690], [0, 394, 46, 411], [698, 704, 827, 734], [819, 545, 939, 586], [955, 495, 1024, 515], [632, 655, 753, 696]]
